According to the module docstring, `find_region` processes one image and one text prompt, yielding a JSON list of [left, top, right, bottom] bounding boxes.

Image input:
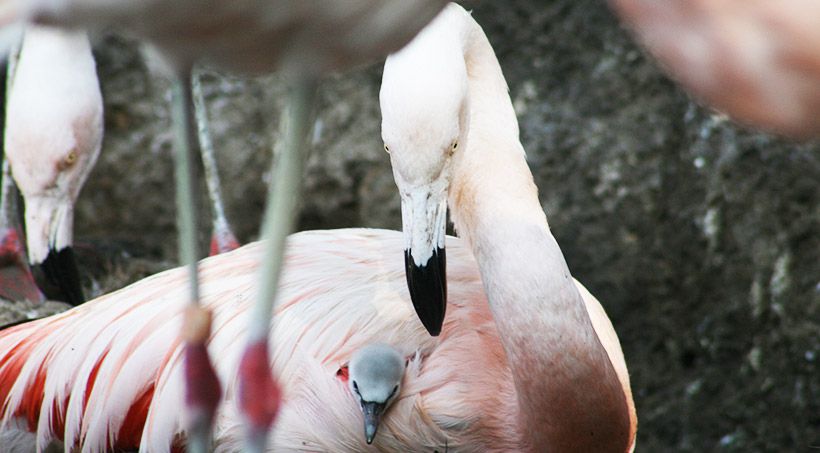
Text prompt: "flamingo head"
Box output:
[[379, 6, 469, 336], [5, 95, 101, 306], [348, 344, 405, 444]]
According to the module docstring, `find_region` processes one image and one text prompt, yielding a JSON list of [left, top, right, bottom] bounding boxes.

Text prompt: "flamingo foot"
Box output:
[[208, 229, 240, 256], [0, 227, 44, 303], [238, 340, 281, 452], [182, 306, 222, 452]]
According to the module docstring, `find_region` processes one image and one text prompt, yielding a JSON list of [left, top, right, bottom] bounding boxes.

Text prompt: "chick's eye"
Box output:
[[353, 381, 360, 394], [384, 144, 390, 153]]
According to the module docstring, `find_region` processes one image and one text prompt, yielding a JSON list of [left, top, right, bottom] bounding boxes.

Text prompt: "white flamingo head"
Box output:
[[379, 4, 469, 336], [4, 25, 102, 305], [348, 344, 405, 444]]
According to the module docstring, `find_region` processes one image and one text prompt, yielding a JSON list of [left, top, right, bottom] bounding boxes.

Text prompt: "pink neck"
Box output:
[[450, 15, 631, 452]]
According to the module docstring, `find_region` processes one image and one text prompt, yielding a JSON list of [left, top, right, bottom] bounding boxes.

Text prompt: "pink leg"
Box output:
[[238, 340, 281, 448], [192, 69, 241, 257], [209, 228, 240, 256]]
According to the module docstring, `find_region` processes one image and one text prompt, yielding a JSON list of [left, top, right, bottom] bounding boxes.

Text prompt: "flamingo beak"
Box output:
[[35, 246, 84, 305], [400, 189, 447, 336], [361, 401, 386, 444], [24, 196, 85, 305]]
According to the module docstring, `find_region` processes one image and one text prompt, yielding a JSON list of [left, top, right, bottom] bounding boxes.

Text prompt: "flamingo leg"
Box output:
[[170, 67, 221, 453], [238, 76, 318, 453], [191, 67, 240, 256]]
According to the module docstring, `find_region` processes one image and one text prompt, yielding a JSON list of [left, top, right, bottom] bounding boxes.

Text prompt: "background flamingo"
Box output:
[[0, 29, 242, 310], [4, 25, 102, 306], [1, 30, 245, 305]]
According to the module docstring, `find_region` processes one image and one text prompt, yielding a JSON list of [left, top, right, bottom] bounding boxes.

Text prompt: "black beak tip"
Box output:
[[34, 246, 85, 306], [404, 247, 447, 336]]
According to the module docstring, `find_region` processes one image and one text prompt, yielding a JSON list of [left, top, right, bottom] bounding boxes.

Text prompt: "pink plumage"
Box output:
[[0, 228, 633, 452]]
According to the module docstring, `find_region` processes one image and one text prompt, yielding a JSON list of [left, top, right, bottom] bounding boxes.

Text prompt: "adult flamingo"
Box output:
[[0, 231, 632, 452], [0, 3, 636, 451], [4, 25, 102, 306], [1, 29, 242, 308]]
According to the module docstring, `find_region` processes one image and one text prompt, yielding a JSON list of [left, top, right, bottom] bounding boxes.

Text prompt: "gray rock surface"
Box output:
[[1, 1, 818, 451]]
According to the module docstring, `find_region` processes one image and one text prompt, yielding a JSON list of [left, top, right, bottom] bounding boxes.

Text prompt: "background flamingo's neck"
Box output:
[[20, 26, 92, 69], [448, 11, 632, 451]]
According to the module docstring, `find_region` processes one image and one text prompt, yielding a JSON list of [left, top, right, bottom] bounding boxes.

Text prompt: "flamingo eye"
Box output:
[[58, 150, 79, 171]]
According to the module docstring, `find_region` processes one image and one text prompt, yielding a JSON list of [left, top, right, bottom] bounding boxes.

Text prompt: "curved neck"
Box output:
[[449, 11, 631, 451]]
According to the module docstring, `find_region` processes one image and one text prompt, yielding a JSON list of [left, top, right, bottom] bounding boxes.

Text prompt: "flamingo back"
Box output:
[[0, 228, 630, 452]]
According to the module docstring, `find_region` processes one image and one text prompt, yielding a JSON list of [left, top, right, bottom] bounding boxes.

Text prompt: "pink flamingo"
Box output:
[[0, 28, 242, 309], [3, 25, 102, 306], [0, 4, 636, 451], [609, 0, 820, 138], [0, 228, 632, 452]]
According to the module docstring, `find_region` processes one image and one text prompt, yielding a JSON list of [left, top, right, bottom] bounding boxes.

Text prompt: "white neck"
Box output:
[[444, 6, 631, 451], [19, 25, 92, 69]]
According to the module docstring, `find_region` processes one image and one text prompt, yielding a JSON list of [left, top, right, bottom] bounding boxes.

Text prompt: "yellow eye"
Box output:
[[65, 151, 77, 165], [384, 144, 390, 153]]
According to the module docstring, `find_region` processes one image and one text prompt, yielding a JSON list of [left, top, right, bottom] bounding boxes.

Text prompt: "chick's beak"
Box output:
[[361, 401, 386, 444]]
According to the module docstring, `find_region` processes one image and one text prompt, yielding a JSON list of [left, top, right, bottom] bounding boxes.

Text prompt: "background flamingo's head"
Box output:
[[4, 25, 103, 305]]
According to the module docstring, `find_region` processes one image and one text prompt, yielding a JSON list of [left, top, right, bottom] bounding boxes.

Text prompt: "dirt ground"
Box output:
[[1, 1, 818, 451]]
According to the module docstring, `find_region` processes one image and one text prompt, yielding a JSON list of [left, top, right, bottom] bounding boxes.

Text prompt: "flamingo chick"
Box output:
[[347, 344, 404, 444], [5, 25, 102, 306]]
